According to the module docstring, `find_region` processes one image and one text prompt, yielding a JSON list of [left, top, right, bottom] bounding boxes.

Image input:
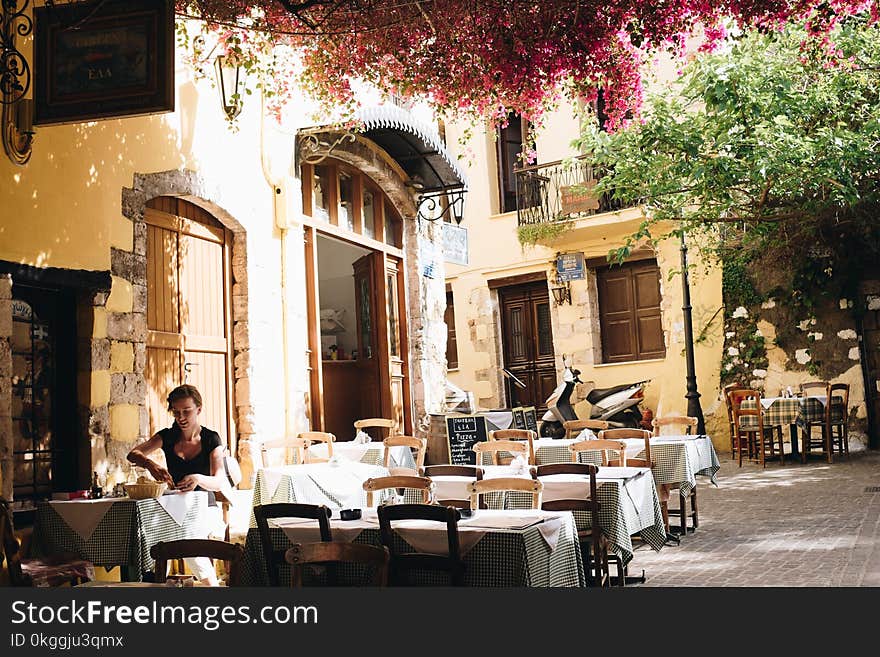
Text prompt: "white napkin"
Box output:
[[49, 499, 119, 541], [393, 520, 485, 556], [575, 429, 597, 441], [509, 454, 530, 475], [536, 517, 564, 552], [354, 430, 372, 444], [156, 491, 197, 526]]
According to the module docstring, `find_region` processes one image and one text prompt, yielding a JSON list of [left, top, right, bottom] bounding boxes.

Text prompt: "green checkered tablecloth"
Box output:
[[238, 513, 585, 587], [740, 397, 846, 429], [306, 443, 417, 469], [32, 494, 210, 579]]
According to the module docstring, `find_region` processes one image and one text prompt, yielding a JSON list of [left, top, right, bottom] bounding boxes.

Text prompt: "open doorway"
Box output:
[[316, 234, 382, 441]]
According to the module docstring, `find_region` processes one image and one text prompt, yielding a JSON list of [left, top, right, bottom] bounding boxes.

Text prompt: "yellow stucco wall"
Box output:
[[444, 102, 727, 449]]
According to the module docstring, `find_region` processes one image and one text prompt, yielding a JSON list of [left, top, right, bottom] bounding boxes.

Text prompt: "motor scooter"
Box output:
[[539, 361, 649, 438]]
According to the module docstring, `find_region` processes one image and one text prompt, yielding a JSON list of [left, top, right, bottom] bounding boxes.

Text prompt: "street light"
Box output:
[[214, 54, 244, 120], [680, 232, 706, 434]]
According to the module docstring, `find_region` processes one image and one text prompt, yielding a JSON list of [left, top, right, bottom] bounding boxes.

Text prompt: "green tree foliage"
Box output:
[[576, 16, 880, 304]]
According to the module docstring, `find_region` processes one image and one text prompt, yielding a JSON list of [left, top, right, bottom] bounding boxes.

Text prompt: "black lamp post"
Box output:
[[680, 232, 706, 434]]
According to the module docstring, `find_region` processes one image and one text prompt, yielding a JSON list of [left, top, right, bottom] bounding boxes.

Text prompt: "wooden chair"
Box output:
[[489, 429, 536, 465], [354, 418, 397, 442], [253, 503, 333, 586], [151, 539, 244, 586], [284, 542, 390, 587], [562, 419, 609, 440], [420, 465, 483, 508], [569, 438, 627, 466], [801, 382, 849, 463], [1, 500, 94, 587], [383, 435, 427, 475], [728, 388, 780, 468], [723, 383, 742, 460], [652, 415, 699, 535], [260, 437, 310, 468], [300, 431, 335, 463], [378, 503, 466, 586], [468, 477, 543, 510], [800, 380, 829, 396], [473, 439, 529, 466], [536, 463, 611, 587], [363, 475, 434, 507]]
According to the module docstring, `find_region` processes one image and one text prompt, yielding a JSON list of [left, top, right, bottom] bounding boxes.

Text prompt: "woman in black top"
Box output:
[[127, 384, 227, 493]]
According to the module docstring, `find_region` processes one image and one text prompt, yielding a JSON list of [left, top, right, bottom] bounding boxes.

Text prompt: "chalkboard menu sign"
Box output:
[[511, 407, 527, 430], [522, 407, 539, 434], [445, 414, 489, 465]]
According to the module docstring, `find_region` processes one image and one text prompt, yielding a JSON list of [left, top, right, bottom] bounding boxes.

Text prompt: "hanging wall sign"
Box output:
[[556, 252, 586, 282], [34, 0, 174, 125], [442, 222, 468, 266]]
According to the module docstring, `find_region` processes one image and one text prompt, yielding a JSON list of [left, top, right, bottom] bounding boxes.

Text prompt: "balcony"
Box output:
[[514, 156, 625, 226]]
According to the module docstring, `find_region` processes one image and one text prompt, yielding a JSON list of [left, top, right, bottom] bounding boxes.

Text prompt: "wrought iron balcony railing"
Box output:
[[514, 156, 625, 226]]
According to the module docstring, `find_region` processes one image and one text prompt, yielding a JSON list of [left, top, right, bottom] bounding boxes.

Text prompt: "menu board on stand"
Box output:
[[445, 414, 489, 465]]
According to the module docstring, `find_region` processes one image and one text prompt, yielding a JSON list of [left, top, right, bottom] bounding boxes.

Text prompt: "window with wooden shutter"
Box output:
[[597, 259, 665, 363], [496, 113, 530, 214], [445, 290, 459, 369]]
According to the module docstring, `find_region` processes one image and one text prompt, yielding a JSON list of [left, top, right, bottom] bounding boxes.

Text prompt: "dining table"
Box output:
[[305, 441, 417, 470], [250, 460, 390, 525], [740, 395, 845, 456], [32, 491, 212, 581], [239, 507, 585, 587], [430, 464, 666, 566]]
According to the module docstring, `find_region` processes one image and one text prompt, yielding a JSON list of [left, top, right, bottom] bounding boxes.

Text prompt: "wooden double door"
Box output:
[[144, 198, 234, 451], [498, 281, 557, 410]]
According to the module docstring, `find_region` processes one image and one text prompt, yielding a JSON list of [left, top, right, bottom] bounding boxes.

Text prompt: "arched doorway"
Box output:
[[143, 196, 236, 449]]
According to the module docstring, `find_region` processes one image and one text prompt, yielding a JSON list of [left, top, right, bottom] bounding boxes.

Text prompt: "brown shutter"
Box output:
[[445, 291, 459, 369], [598, 260, 665, 363]]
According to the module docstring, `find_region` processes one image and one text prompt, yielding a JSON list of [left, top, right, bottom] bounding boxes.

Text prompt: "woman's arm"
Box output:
[[174, 446, 227, 492], [126, 434, 174, 485]]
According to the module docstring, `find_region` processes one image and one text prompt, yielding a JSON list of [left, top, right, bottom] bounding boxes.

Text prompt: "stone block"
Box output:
[[139, 406, 150, 437], [121, 188, 147, 223], [235, 377, 250, 402], [233, 350, 250, 372], [0, 275, 11, 300], [89, 371, 111, 407], [131, 284, 147, 314], [110, 341, 135, 373], [110, 372, 145, 404], [110, 404, 140, 442], [89, 406, 109, 437], [91, 308, 108, 339], [0, 374, 10, 414], [475, 324, 488, 341], [91, 338, 111, 370], [133, 221, 147, 256], [0, 299, 11, 337], [106, 312, 146, 342], [232, 294, 248, 321], [110, 248, 146, 284], [133, 342, 146, 372], [233, 322, 249, 349], [0, 340, 10, 377]]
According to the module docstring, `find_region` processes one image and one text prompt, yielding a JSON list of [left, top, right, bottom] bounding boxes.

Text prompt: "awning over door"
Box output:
[[357, 106, 467, 193]]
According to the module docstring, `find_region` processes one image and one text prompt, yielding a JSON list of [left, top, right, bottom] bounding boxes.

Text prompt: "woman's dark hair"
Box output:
[[166, 384, 203, 411]]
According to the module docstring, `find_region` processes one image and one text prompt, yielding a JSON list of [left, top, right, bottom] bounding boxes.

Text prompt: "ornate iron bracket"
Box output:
[[299, 131, 357, 165], [1, 0, 34, 165], [415, 186, 467, 224]]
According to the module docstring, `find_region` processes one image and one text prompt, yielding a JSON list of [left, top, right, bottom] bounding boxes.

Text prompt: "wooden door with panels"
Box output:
[[144, 198, 235, 453], [499, 281, 556, 411]]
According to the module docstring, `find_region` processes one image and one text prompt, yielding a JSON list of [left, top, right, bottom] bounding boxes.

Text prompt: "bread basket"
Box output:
[[124, 478, 167, 500]]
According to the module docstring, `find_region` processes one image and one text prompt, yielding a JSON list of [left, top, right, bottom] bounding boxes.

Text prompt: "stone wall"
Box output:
[[0, 275, 12, 499]]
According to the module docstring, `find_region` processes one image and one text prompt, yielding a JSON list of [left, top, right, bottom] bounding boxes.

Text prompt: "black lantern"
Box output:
[[214, 54, 244, 120], [550, 281, 571, 306]]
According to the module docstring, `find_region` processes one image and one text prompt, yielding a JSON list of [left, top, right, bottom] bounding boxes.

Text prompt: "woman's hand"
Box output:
[[146, 462, 174, 486], [175, 474, 201, 492]]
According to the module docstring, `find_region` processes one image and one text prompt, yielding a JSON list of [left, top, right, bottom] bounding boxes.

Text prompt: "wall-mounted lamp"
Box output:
[[416, 186, 466, 224], [550, 280, 571, 306], [2, 0, 34, 165], [214, 54, 244, 120]]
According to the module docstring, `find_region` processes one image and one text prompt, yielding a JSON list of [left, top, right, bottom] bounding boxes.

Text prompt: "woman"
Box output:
[[127, 384, 228, 584]]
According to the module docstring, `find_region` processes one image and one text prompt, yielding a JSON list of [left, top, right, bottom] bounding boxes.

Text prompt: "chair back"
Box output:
[[598, 428, 653, 467], [570, 439, 627, 466], [800, 381, 829, 396], [383, 435, 427, 473], [828, 383, 850, 423], [473, 439, 528, 466], [362, 475, 434, 507], [0, 500, 26, 586], [284, 542, 390, 587], [260, 437, 310, 468], [252, 503, 332, 586], [489, 429, 536, 464], [562, 419, 609, 440], [354, 418, 397, 442], [150, 539, 244, 586], [727, 388, 764, 434], [467, 477, 543, 510], [652, 415, 698, 436], [299, 431, 335, 462], [377, 504, 465, 586]]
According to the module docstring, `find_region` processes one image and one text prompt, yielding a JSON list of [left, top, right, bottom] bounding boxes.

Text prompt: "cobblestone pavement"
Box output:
[[629, 448, 880, 586]]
